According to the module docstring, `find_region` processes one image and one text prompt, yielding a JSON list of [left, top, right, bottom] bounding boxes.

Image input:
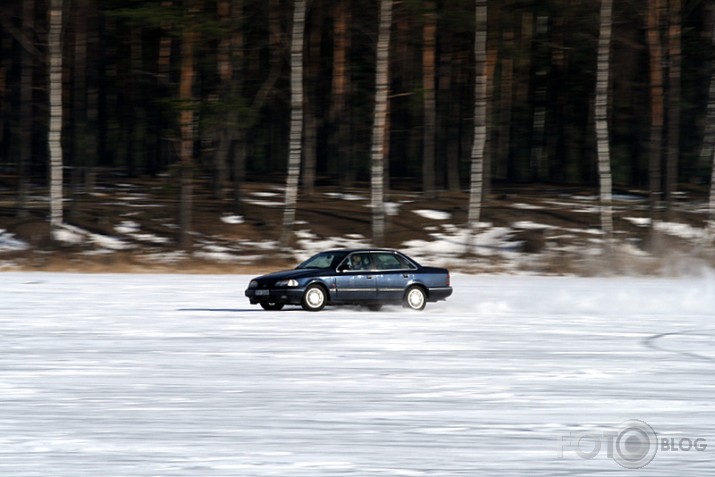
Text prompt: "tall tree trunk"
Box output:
[[302, 3, 322, 198], [229, 0, 246, 212], [596, 0, 614, 240], [178, 5, 199, 249], [666, 0, 681, 210], [467, 0, 487, 254], [439, 37, 459, 193], [303, 100, 317, 197], [280, 0, 307, 248], [99, 16, 117, 168], [127, 26, 144, 176], [515, 11, 533, 181], [483, 42, 497, 197], [49, 0, 64, 231], [701, 3, 715, 176], [214, 0, 232, 200], [371, 0, 393, 247], [19, 0, 35, 218], [233, 128, 247, 213], [253, 0, 283, 109], [707, 3, 715, 234], [710, 125, 715, 233], [422, 0, 436, 199], [158, 1, 173, 82], [531, 14, 549, 181], [647, 0, 665, 220], [70, 0, 89, 220], [700, 20, 715, 177], [495, 29, 513, 180], [85, 0, 99, 193], [0, 36, 7, 166], [155, 0, 173, 174], [329, 0, 350, 186]]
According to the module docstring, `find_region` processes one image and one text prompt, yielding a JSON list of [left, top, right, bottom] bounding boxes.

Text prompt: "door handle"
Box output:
[[403, 274, 410, 278], [366, 275, 374, 279]]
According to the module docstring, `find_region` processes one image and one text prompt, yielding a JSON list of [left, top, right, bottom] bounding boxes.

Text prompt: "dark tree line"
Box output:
[[1, 0, 715, 241]]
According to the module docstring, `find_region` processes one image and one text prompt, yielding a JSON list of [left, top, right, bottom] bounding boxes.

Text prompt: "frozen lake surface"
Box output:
[[0, 272, 713, 476]]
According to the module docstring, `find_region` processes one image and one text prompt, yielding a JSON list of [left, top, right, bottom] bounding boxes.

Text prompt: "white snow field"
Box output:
[[1, 272, 714, 476]]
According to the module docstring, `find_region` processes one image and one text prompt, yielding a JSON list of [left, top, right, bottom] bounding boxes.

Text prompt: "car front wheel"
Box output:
[[301, 284, 327, 312], [403, 286, 426, 311], [260, 302, 284, 311]]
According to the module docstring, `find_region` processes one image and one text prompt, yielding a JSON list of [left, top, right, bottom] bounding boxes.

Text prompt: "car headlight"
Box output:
[[275, 279, 299, 287], [249, 280, 258, 288]]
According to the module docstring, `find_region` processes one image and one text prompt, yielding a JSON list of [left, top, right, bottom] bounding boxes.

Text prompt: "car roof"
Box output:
[[322, 248, 401, 254]]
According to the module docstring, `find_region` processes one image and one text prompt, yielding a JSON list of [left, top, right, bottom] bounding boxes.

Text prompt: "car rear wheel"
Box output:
[[301, 284, 326, 312], [403, 286, 426, 311], [260, 302, 284, 311]]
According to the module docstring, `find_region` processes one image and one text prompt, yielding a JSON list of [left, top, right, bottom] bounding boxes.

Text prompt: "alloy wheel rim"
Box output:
[[307, 288, 324, 308], [408, 289, 424, 308]]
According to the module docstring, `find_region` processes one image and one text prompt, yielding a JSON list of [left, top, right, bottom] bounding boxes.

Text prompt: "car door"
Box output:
[[333, 252, 378, 302], [373, 252, 414, 301]]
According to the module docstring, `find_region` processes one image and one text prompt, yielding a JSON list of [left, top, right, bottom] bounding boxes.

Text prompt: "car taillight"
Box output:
[[446, 272, 450, 287]]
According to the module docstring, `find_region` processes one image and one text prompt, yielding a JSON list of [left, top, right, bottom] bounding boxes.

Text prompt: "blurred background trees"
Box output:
[[0, 0, 714, 239]]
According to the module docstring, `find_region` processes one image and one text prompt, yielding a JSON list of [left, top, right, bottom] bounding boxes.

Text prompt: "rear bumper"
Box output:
[[245, 288, 305, 305], [428, 286, 453, 302]]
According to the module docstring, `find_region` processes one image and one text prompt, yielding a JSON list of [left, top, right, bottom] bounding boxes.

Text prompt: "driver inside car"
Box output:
[[351, 254, 371, 271]]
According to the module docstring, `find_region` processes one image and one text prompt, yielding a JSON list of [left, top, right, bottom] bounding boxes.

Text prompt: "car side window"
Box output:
[[354, 253, 372, 270], [374, 253, 411, 270]]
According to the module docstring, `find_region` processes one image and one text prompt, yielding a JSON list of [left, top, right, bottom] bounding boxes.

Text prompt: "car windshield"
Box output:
[[296, 252, 346, 269]]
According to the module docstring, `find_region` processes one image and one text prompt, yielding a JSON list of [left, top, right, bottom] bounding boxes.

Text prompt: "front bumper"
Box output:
[[245, 287, 305, 305]]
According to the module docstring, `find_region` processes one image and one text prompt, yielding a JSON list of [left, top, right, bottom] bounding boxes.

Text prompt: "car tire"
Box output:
[[301, 284, 327, 312], [260, 302, 284, 311], [403, 286, 426, 311]]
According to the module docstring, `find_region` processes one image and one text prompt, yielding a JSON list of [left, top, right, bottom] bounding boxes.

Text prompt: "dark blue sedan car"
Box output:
[[245, 249, 452, 311]]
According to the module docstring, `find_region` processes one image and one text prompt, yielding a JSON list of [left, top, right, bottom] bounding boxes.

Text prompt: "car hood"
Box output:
[[255, 268, 325, 283]]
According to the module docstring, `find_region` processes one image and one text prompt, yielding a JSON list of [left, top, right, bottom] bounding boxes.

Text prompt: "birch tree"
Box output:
[[371, 0, 393, 246], [48, 0, 64, 231], [467, 0, 487, 254], [595, 0, 613, 239], [280, 0, 307, 248]]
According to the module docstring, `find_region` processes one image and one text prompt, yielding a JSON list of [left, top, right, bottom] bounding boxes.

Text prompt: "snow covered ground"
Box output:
[[1, 272, 713, 476]]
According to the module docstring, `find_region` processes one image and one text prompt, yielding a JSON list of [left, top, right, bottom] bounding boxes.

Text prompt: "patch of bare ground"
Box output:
[[1, 178, 714, 275]]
